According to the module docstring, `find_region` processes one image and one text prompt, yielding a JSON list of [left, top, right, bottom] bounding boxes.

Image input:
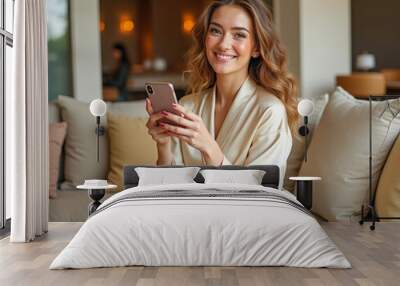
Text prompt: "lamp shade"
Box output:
[[89, 99, 107, 117], [356, 52, 376, 71], [297, 99, 314, 117]]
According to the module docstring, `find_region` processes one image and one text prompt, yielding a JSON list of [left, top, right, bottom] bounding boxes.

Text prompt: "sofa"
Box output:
[[49, 88, 400, 222]]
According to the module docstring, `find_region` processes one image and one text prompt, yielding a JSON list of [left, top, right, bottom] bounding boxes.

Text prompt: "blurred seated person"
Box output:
[[103, 43, 131, 101]]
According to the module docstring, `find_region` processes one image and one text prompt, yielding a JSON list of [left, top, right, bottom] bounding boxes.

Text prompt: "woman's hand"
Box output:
[[145, 98, 171, 146], [159, 103, 224, 166], [145, 98, 176, 165]]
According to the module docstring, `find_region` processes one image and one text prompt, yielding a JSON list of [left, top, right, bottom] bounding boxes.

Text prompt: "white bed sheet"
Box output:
[[50, 183, 350, 269]]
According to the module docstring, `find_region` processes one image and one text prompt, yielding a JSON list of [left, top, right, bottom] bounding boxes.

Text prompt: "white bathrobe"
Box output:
[[171, 78, 292, 188]]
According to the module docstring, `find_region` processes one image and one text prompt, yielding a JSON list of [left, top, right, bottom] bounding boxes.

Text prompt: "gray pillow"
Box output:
[[299, 87, 400, 221]]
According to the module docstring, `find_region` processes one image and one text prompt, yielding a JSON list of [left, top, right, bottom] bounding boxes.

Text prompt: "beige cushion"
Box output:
[[299, 87, 400, 221], [107, 112, 157, 189], [49, 122, 67, 198], [376, 136, 400, 217], [284, 94, 329, 192], [58, 96, 109, 186]]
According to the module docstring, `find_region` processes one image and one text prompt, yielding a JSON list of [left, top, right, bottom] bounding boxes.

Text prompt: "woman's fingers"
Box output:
[[160, 122, 195, 137], [169, 133, 192, 144], [145, 98, 154, 115], [149, 126, 170, 137], [161, 111, 198, 129], [148, 126, 172, 147], [147, 112, 165, 127], [172, 103, 198, 121]]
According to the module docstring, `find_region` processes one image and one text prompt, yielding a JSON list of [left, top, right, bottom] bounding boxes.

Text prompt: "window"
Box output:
[[47, 0, 72, 101], [1, 0, 14, 230]]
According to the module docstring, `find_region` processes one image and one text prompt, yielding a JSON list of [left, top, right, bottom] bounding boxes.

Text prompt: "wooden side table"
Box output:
[[77, 182, 117, 216], [289, 177, 321, 210]]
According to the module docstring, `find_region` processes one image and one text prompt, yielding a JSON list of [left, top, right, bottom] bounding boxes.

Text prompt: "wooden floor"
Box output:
[[0, 221, 399, 286]]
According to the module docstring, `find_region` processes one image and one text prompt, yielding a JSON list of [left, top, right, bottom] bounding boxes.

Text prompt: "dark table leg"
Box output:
[[296, 181, 313, 210], [88, 189, 105, 216]]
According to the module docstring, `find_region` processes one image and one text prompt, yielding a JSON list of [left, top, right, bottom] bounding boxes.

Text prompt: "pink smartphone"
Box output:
[[145, 82, 181, 126]]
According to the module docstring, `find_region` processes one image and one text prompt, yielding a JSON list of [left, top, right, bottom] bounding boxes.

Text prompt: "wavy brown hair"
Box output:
[[185, 0, 298, 132]]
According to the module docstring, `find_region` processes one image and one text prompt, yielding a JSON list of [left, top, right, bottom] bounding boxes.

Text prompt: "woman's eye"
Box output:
[[209, 27, 222, 35], [234, 33, 246, 39]]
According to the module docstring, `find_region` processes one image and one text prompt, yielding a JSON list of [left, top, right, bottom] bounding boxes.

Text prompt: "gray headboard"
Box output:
[[123, 165, 280, 189]]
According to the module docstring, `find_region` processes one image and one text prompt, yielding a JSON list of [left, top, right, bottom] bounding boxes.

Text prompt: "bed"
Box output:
[[50, 165, 350, 269]]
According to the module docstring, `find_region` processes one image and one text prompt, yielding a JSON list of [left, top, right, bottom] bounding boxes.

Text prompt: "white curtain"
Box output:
[[7, 0, 49, 242]]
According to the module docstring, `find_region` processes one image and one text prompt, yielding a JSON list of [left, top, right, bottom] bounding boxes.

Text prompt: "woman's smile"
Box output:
[[214, 52, 237, 63]]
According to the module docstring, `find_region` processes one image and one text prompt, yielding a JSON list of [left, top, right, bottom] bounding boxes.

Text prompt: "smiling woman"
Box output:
[[145, 0, 297, 188]]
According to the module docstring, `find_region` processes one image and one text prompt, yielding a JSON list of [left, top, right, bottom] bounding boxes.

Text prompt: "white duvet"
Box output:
[[50, 183, 351, 269]]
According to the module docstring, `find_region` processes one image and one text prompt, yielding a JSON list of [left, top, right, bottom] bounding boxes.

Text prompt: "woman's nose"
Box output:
[[218, 34, 232, 50]]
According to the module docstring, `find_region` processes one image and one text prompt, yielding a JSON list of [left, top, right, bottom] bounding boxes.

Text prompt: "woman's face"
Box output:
[[205, 5, 257, 77]]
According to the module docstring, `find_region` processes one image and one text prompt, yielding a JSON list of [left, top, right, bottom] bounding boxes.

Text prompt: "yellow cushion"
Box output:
[[376, 136, 400, 217], [107, 113, 157, 189]]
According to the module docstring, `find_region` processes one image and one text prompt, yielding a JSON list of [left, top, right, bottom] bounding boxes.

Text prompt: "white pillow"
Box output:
[[135, 167, 200, 186], [200, 169, 266, 185], [299, 87, 400, 221]]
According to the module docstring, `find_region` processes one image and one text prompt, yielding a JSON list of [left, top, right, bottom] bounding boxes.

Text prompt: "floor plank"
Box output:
[[0, 221, 399, 286]]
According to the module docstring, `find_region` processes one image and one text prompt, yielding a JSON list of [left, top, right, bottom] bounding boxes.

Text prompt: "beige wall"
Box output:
[[70, 0, 102, 102], [275, 0, 351, 98], [300, 0, 351, 98]]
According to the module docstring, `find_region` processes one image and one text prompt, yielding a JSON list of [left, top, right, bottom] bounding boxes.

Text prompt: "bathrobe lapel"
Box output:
[[211, 78, 257, 151]]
